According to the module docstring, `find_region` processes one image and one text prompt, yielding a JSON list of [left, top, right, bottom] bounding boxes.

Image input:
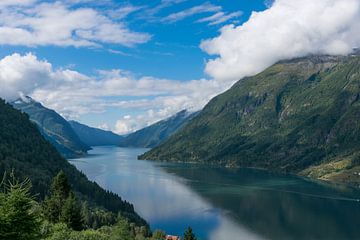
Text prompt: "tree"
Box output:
[[60, 192, 83, 231], [151, 230, 165, 240], [109, 217, 134, 240], [183, 227, 197, 240], [43, 171, 71, 223], [0, 175, 41, 240]]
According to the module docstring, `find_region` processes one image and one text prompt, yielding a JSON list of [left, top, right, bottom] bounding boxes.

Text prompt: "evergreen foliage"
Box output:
[[183, 227, 197, 240], [0, 99, 146, 225], [0, 173, 41, 240]]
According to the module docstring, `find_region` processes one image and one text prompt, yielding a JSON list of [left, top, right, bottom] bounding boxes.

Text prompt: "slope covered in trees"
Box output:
[[141, 54, 360, 184], [12, 96, 90, 158], [119, 110, 198, 148], [0, 172, 197, 240], [0, 99, 145, 225]]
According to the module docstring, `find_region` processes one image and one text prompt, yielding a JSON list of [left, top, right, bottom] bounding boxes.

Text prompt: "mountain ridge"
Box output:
[[119, 109, 199, 148], [12, 96, 90, 158], [69, 120, 123, 146], [140, 53, 360, 185], [0, 98, 146, 225]]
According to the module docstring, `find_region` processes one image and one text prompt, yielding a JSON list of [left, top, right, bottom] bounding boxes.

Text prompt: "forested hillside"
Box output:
[[141, 54, 360, 184], [119, 110, 198, 148], [0, 99, 145, 225], [12, 96, 90, 158]]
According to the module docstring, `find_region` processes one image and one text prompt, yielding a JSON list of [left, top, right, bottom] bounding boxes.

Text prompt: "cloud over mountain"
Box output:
[[201, 0, 360, 81], [0, 53, 51, 100], [0, 53, 225, 134]]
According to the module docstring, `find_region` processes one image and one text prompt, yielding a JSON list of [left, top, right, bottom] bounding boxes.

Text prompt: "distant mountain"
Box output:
[[12, 96, 90, 158], [69, 120, 123, 146], [0, 98, 146, 225], [119, 110, 198, 148], [141, 53, 360, 185]]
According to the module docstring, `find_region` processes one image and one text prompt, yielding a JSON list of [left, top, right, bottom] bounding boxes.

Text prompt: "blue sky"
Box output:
[[0, 0, 268, 133], [0, 0, 267, 80], [0, 0, 358, 134]]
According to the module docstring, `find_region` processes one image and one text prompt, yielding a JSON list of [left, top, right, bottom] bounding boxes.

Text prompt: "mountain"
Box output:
[[12, 96, 90, 158], [0, 98, 146, 225], [140, 53, 360, 184], [69, 120, 123, 146], [119, 110, 198, 148]]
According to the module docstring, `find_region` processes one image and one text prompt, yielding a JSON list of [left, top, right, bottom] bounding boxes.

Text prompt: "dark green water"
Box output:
[[72, 146, 360, 240]]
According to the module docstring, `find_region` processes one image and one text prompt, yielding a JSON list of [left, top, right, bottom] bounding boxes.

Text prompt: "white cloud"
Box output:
[[0, 53, 52, 100], [0, 1, 150, 47], [0, 0, 35, 7], [0, 53, 227, 134], [197, 11, 243, 26], [201, 0, 360, 82], [162, 2, 221, 23]]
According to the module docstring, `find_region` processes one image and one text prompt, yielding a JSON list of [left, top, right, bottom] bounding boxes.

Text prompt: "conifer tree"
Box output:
[[60, 192, 83, 231], [43, 171, 71, 223], [183, 227, 197, 240], [0, 175, 41, 240]]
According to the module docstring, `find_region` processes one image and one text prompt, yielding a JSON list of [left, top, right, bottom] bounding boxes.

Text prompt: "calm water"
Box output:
[[72, 146, 360, 240]]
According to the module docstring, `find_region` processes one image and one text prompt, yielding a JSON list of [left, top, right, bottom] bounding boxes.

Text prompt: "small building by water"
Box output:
[[165, 235, 181, 240]]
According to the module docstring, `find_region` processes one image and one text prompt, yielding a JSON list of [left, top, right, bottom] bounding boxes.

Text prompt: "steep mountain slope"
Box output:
[[119, 110, 198, 148], [141, 54, 360, 184], [69, 120, 123, 146], [12, 97, 90, 158], [0, 99, 146, 225]]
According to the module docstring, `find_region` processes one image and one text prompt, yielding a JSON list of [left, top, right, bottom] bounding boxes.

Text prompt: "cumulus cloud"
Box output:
[[201, 0, 360, 81], [0, 53, 226, 134], [0, 53, 52, 100], [0, 1, 150, 47]]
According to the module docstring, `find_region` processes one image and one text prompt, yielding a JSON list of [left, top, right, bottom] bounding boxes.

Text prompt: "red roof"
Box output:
[[165, 235, 180, 240]]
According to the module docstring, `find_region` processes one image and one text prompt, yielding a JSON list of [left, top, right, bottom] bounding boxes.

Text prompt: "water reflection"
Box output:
[[165, 166, 360, 240], [72, 147, 360, 240]]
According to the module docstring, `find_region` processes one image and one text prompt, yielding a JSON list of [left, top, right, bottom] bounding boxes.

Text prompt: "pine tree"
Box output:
[[43, 171, 71, 223], [0, 175, 41, 240], [50, 170, 71, 199], [60, 192, 83, 231], [183, 227, 197, 240]]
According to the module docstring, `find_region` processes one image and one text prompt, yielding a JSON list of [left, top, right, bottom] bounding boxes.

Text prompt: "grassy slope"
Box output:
[[141, 54, 360, 184]]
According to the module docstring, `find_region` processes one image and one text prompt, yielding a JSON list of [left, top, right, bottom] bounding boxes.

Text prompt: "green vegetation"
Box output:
[[0, 172, 196, 240], [141, 54, 360, 184], [0, 174, 41, 240], [0, 99, 197, 239], [0, 172, 163, 240], [119, 110, 198, 148], [183, 227, 197, 240], [11, 96, 90, 158], [0, 99, 145, 224]]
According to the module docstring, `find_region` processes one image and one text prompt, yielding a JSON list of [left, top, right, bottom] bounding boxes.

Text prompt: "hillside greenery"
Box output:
[[141, 54, 360, 184], [0, 172, 161, 240], [12, 96, 90, 158], [0, 172, 196, 240], [119, 110, 198, 148], [0, 99, 145, 225]]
